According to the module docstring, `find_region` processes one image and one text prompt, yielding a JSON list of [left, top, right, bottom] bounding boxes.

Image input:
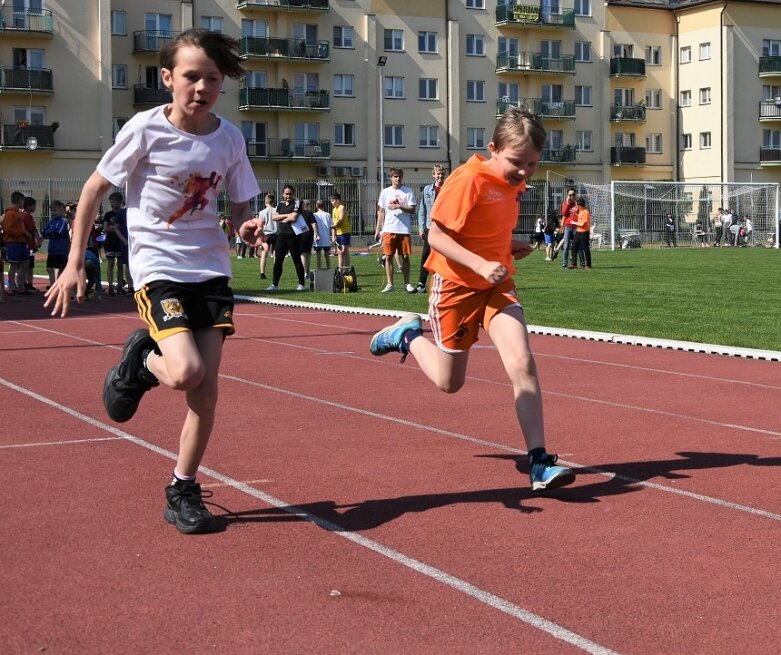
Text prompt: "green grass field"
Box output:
[[230, 246, 781, 352]]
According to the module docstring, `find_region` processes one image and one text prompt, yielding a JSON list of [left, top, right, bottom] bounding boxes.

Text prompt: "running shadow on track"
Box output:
[[213, 450, 780, 531]]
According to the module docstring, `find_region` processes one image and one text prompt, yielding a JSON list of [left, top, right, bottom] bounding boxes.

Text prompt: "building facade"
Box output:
[[0, 0, 779, 186]]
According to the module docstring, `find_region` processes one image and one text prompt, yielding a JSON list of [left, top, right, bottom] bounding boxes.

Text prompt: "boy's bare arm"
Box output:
[[428, 221, 509, 284]]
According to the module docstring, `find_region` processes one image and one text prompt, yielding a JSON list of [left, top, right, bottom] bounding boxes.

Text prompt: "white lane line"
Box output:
[[0, 375, 619, 655], [0, 437, 122, 449]]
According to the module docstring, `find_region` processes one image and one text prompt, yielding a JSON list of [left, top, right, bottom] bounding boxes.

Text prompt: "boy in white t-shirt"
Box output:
[[312, 199, 334, 270], [376, 167, 417, 293], [45, 30, 259, 535]]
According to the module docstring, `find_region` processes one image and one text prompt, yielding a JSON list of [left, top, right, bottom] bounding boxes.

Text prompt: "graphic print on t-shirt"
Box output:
[[168, 170, 223, 226]]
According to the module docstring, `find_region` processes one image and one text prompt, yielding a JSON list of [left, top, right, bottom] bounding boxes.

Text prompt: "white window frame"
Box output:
[[763, 129, 781, 148], [699, 42, 711, 61], [335, 123, 355, 147], [111, 11, 126, 36], [419, 125, 438, 148], [575, 85, 592, 106], [700, 132, 712, 149], [384, 124, 404, 147], [384, 29, 404, 52], [763, 39, 781, 57], [645, 45, 661, 66], [699, 87, 711, 105], [466, 80, 485, 102], [112, 117, 128, 140], [467, 127, 485, 150], [333, 25, 354, 49], [681, 133, 692, 150], [575, 42, 592, 63], [498, 82, 520, 103], [244, 70, 267, 88], [645, 89, 662, 109], [242, 19, 268, 38], [112, 64, 127, 89], [419, 78, 438, 100], [466, 34, 485, 57], [200, 16, 223, 33], [384, 76, 404, 99], [13, 105, 44, 125], [575, 130, 593, 152], [333, 74, 354, 97], [680, 46, 691, 64], [466, 0, 485, 9], [680, 90, 692, 107], [574, 0, 591, 17], [418, 31, 437, 54], [645, 133, 662, 154]]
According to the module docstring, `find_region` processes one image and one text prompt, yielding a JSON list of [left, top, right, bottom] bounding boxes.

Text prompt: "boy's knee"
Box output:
[[167, 360, 205, 390], [436, 380, 464, 394]]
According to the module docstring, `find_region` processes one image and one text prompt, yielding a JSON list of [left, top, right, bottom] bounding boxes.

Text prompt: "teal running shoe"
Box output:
[[529, 453, 575, 491], [369, 314, 423, 361]]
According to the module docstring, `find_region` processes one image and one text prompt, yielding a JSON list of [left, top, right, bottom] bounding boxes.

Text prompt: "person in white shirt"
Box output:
[[312, 199, 334, 270], [376, 167, 417, 293]]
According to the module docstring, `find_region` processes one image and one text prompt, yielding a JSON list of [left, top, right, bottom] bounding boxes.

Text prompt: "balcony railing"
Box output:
[[539, 145, 578, 164], [1, 123, 55, 149], [134, 85, 171, 106], [758, 56, 781, 77], [497, 97, 575, 119], [0, 7, 54, 35], [611, 146, 646, 165], [759, 147, 781, 163], [495, 3, 575, 29], [0, 67, 53, 93], [240, 87, 329, 110], [246, 137, 330, 160], [496, 52, 576, 75], [759, 99, 781, 120], [133, 30, 180, 53], [240, 36, 329, 61], [237, 0, 329, 11], [610, 57, 646, 77], [610, 103, 647, 122]]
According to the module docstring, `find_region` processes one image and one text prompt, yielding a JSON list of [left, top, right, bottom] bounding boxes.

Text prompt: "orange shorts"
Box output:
[[382, 232, 412, 257], [428, 274, 522, 352]]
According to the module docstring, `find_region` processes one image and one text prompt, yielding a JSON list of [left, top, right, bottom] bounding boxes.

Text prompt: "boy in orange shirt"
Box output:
[[369, 107, 575, 491], [569, 196, 592, 270]]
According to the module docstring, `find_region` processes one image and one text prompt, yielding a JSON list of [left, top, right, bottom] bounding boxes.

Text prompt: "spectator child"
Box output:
[[312, 199, 334, 270], [42, 200, 71, 287], [45, 29, 259, 534], [368, 106, 575, 492], [102, 191, 129, 295], [330, 192, 351, 268], [2, 191, 29, 295], [21, 196, 42, 292]]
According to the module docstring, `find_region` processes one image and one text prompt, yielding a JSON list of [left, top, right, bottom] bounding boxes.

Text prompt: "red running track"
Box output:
[[1, 293, 779, 654]]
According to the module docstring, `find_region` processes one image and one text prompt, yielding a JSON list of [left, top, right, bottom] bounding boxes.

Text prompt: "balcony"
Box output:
[[240, 36, 329, 62], [759, 99, 781, 121], [610, 103, 647, 122], [758, 56, 781, 77], [610, 57, 646, 78], [497, 97, 575, 119], [0, 122, 55, 150], [759, 147, 781, 164], [495, 3, 575, 29], [134, 84, 171, 106], [237, 0, 329, 12], [496, 52, 576, 75], [133, 31, 180, 54], [246, 137, 330, 161], [539, 145, 577, 165], [611, 146, 646, 166], [240, 87, 329, 111], [0, 7, 54, 36], [0, 67, 53, 93]]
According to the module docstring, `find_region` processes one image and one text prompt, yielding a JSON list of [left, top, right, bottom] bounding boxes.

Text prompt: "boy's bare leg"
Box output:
[[408, 337, 470, 394]]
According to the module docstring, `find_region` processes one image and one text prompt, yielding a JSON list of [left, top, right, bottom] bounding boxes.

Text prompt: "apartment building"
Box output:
[[0, 0, 779, 187]]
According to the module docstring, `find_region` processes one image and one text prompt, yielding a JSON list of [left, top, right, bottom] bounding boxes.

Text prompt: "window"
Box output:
[[419, 78, 438, 100], [615, 133, 635, 147], [384, 125, 404, 147], [498, 82, 520, 103], [293, 72, 319, 93], [13, 47, 44, 69], [498, 37, 519, 57], [293, 23, 318, 44], [700, 132, 711, 149], [645, 46, 661, 66], [418, 31, 437, 54], [680, 46, 691, 64], [574, 0, 591, 17], [762, 84, 781, 101], [575, 42, 592, 62], [384, 76, 404, 98], [575, 130, 592, 152], [699, 87, 711, 105], [680, 90, 692, 107], [467, 127, 485, 149], [242, 19, 268, 38], [145, 13, 172, 34], [112, 65, 127, 89], [646, 133, 662, 154], [614, 44, 633, 58], [384, 29, 404, 52], [13, 105, 44, 125], [614, 88, 635, 106], [548, 129, 564, 150], [420, 126, 438, 148], [466, 34, 485, 56], [112, 117, 128, 140], [575, 85, 592, 106], [111, 11, 126, 35], [699, 42, 711, 60], [645, 89, 662, 109], [335, 123, 355, 146], [200, 16, 223, 33], [681, 133, 692, 150], [763, 129, 781, 148], [466, 0, 485, 8], [244, 71, 267, 88], [542, 84, 563, 103], [333, 26, 353, 48], [333, 74, 354, 97], [466, 80, 485, 102], [763, 39, 781, 57]]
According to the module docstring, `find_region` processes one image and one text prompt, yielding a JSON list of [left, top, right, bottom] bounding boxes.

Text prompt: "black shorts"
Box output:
[[134, 277, 235, 342], [299, 232, 314, 253], [47, 254, 68, 270]]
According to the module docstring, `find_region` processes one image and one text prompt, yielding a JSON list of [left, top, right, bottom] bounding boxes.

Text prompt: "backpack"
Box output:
[[333, 266, 358, 293]]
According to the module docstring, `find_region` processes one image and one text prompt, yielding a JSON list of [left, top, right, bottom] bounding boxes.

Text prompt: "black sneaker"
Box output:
[[164, 479, 215, 534], [102, 329, 159, 422]]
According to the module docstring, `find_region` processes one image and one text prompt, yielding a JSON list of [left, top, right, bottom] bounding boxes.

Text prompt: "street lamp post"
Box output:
[[377, 56, 387, 185], [644, 184, 655, 233]]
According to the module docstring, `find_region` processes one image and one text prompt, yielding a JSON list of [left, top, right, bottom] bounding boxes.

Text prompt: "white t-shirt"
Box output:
[[378, 184, 416, 235], [313, 210, 333, 246], [97, 105, 260, 285]]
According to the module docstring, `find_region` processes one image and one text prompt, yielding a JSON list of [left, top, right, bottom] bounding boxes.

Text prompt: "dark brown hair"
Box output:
[[160, 29, 245, 80]]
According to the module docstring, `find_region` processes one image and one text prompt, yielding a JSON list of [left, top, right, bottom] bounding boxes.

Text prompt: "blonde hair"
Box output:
[[492, 106, 547, 152]]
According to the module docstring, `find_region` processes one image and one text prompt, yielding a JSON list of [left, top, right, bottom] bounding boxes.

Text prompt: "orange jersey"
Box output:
[[426, 154, 525, 289], [575, 207, 590, 232]]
